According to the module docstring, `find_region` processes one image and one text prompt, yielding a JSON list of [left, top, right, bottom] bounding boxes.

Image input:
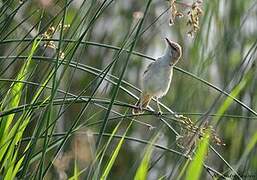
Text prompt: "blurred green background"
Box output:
[[0, 0, 257, 179]]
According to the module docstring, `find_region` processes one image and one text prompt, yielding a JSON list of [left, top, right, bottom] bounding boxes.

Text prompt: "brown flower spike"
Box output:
[[169, 0, 184, 26], [168, 0, 204, 36], [175, 114, 225, 150], [186, 0, 203, 36]]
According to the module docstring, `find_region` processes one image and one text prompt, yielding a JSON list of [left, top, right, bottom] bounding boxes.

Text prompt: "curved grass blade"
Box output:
[[100, 120, 133, 180], [95, 0, 153, 149], [0, 37, 41, 178], [134, 133, 159, 180], [185, 131, 210, 180], [213, 72, 251, 125]]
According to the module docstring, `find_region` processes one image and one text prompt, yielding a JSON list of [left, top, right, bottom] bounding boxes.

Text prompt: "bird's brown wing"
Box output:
[[143, 62, 154, 75]]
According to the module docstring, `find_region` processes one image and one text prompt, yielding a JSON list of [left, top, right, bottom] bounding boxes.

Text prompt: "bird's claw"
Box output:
[[157, 111, 163, 116], [133, 106, 143, 115]]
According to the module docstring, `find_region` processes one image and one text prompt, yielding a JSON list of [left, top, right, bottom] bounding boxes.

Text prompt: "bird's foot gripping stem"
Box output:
[[157, 111, 163, 116], [132, 104, 143, 115]]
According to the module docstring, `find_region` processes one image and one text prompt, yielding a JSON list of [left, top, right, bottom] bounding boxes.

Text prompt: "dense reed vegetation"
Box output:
[[0, 0, 257, 179]]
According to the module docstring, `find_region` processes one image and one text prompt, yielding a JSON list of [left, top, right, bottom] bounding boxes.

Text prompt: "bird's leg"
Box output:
[[138, 103, 142, 111], [133, 98, 142, 115], [156, 98, 162, 115]]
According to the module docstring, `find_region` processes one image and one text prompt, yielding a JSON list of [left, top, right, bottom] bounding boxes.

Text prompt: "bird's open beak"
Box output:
[[165, 37, 177, 51]]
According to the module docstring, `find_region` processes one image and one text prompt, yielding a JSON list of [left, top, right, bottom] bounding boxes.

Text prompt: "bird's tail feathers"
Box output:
[[132, 94, 151, 115]]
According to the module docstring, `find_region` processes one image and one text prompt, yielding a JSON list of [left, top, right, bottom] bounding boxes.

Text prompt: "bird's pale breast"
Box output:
[[143, 62, 173, 98]]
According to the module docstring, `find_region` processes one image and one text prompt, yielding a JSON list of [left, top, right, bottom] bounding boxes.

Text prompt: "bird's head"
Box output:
[[165, 38, 182, 65]]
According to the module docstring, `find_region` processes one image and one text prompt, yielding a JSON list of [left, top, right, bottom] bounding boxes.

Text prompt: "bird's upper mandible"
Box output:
[[165, 38, 182, 61]]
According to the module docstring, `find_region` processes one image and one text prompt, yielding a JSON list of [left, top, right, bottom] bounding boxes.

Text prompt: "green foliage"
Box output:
[[101, 120, 133, 180], [134, 135, 158, 180], [186, 132, 210, 180], [213, 72, 251, 125], [0, 38, 41, 179], [0, 0, 257, 179]]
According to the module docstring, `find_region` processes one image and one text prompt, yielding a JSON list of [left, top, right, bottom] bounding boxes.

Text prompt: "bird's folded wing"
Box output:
[[143, 62, 154, 75]]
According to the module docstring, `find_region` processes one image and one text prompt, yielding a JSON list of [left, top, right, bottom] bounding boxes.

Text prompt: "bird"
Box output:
[[132, 38, 182, 115]]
